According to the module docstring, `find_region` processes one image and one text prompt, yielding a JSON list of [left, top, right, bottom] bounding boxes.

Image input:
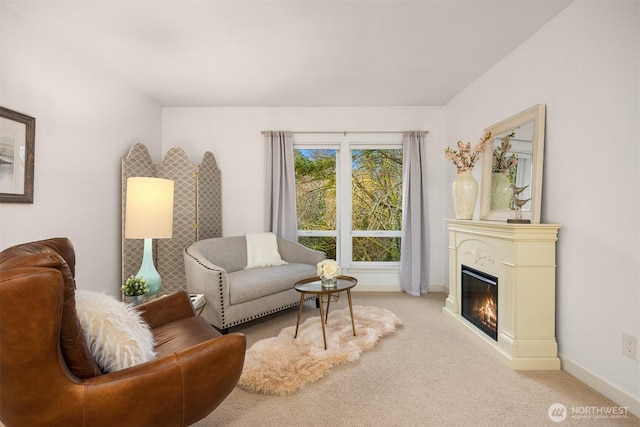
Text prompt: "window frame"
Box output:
[[293, 132, 403, 271]]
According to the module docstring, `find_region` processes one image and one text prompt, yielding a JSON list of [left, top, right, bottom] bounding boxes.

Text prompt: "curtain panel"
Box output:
[[400, 131, 429, 296], [264, 131, 298, 240]]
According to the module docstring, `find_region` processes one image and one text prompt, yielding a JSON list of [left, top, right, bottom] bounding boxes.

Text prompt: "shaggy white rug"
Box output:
[[237, 305, 402, 396]]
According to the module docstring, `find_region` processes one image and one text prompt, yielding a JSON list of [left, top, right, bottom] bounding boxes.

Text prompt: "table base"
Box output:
[[294, 289, 356, 350]]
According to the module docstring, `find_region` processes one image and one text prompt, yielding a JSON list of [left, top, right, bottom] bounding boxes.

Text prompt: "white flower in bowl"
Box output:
[[317, 259, 341, 280]]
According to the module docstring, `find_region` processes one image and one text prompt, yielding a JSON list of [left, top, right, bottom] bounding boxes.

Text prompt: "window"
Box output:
[[351, 148, 403, 262], [294, 133, 403, 269], [295, 147, 338, 259]]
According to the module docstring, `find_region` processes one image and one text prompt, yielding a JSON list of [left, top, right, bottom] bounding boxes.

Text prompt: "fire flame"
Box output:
[[473, 292, 497, 332]]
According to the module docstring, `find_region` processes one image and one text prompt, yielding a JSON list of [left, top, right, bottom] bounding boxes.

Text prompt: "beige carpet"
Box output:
[[194, 292, 639, 427], [237, 305, 402, 396]]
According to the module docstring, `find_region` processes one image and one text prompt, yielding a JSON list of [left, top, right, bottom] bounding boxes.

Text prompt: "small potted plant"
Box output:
[[121, 276, 149, 306]]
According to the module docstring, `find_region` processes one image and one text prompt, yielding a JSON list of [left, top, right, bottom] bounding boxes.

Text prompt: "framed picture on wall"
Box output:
[[0, 107, 35, 203]]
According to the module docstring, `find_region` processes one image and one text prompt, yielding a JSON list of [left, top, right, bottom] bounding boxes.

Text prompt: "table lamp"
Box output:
[[125, 177, 174, 297]]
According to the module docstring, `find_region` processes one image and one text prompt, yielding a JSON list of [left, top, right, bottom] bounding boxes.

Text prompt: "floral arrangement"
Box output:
[[317, 259, 341, 280], [121, 276, 149, 296], [444, 131, 492, 174], [492, 131, 517, 175]]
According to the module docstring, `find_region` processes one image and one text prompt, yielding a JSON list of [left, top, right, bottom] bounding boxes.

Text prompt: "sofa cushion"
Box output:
[[75, 290, 156, 373], [229, 263, 317, 305]]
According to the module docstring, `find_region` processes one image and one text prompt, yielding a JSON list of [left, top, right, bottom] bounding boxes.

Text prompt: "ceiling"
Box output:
[[5, 0, 573, 107]]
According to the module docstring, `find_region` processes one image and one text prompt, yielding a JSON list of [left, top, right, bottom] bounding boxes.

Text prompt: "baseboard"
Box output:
[[427, 284, 445, 293], [351, 284, 445, 293], [560, 354, 640, 418], [352, 284, 398, 292]]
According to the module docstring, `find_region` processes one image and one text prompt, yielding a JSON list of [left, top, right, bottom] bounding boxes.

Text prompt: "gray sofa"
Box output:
[[184, 236, 325, 332]]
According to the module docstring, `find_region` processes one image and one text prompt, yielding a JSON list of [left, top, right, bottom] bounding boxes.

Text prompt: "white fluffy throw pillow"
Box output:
[[75, 290, 156, 373], [245, 232, 288, 269]]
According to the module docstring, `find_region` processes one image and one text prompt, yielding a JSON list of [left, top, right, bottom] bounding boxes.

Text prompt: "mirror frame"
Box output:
[[0, 107, 35, 203], [480, 104, 545, 223]]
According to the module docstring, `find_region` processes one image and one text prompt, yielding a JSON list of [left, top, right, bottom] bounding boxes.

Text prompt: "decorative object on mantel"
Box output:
[[121, 275, 150, 306], [317, 259, 341, 289], [237, 305, 402, 396], [480, 104, 546, 223], [490, 132, 516, 210], [507, 184, 531, 224], [445, 132, 492, 219], [452, 171, 478, 220]]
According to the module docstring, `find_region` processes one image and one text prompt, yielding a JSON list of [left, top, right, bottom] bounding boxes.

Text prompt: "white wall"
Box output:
[[444, 1, 640, 413], [0, 4, 163, 296], [162, 106, 447, 289]]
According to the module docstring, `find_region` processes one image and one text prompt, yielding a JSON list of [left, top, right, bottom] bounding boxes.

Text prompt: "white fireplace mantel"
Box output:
[[443, 219, 561, 370]]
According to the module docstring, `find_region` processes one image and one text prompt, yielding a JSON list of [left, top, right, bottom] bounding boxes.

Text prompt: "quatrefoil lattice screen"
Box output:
[[121, 143, 222, 294]]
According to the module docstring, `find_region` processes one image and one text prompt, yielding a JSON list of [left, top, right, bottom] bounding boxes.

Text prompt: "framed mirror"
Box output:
[[480, 104, 545, 223]]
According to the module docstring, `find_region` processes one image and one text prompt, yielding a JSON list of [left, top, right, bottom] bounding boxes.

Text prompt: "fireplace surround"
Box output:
[[443, 219, 561, 370]]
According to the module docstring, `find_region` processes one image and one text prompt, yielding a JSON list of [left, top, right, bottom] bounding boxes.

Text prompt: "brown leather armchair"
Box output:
[[0, 238, 246, 426]]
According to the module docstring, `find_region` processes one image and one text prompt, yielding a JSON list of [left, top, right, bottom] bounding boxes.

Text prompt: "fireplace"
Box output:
[[443, 220, 561, 370], [461, 265, 498, 341]]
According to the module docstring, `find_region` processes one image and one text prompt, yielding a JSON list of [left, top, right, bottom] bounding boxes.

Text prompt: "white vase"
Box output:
[[491, 172, 512, 210], [452, 171, 478, 220]]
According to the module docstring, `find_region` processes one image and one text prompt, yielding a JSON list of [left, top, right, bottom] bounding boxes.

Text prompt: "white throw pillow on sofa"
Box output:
[[245, 232, 288, 269], [75, 290, 156, 373]]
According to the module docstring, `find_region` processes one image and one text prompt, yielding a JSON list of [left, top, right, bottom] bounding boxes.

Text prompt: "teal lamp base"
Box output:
[[136, 238, 161, 297]]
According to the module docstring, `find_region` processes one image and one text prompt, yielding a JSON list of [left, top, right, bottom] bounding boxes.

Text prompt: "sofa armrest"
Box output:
[[183, 246, 230, 329], [277, 238, 326, 265], [136, 291, 195, 329]]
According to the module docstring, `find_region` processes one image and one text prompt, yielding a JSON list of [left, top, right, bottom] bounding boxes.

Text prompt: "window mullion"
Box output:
[[339, 137, 352, 268]]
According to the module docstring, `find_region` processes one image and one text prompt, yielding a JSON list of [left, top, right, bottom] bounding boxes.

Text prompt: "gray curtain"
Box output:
[[265, 131, 298, 240], [400, 131, 429, 296]]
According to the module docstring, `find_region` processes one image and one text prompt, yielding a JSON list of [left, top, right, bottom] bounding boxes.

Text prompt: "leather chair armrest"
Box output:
[[81, 333, 246, 427], [136, 291, 195, 329]]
